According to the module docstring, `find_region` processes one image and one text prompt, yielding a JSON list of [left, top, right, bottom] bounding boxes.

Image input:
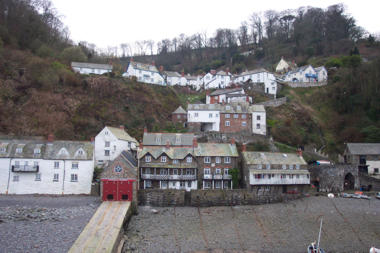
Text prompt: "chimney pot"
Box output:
[[152, 61, 155, 66], [159, 65, 164, 72], [297, 148, 302, 157], [90, 137, 95, 143], [242, 143, 247, 152], [139, 142, 143, 149], [166, 140, 170, 149], [48, 134, 54, 142], [144, 126, 148, 134], [120, 125, 125, 130], [181, 71, 185, 77], [230, 138, 235, 145]]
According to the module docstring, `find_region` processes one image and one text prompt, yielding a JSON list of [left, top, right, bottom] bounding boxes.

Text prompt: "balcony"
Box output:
[[250, 177, 310, 185], [202, 174, 232, 180], [141, 174, 196, 180], [203, 174, 212, 179], [223, 174, 232, 180], [213, 174, 223, 180], [12, 165, 39, 173]]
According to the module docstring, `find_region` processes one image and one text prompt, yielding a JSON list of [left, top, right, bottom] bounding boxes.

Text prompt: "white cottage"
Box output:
[[275, 58, 290, 73], [235, 68, 277, 95], [203, 70, 232, 89], [164, 71, 182, 86], [94, 126, 138, 166], [123, 61, 166, 85], [187, 104, 222, 132], [315, 66, 328, 82], [206, 87, 251, 104], [71, 62, 113, 75], [251, 105, 266, 135], [284, 65, 317, 83], [0, 137, 94, 195]]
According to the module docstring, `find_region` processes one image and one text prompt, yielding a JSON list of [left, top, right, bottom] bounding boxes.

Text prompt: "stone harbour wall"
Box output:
[[138, 187, 305, 207]]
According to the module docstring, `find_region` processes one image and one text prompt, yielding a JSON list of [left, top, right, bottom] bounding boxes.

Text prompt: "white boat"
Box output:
[[307, 218, 325, 253]]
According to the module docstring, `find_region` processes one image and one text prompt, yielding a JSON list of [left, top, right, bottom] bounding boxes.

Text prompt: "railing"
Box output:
[[141, 174, 196, 180], [203, 174, 232, 180], [12, 165, 39, 173], [213, 174, 223, 180], [250, 177, 310, 185], [223, 174, 232, 179]]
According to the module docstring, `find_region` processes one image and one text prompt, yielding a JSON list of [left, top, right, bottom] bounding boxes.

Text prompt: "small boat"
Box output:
[[370, 247, 380, 253], [307, 218, 326, 253], [376, 192, 380, 200]]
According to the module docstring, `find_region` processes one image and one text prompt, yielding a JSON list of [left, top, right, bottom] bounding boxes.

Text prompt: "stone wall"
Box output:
[[309, 164, 359, 192], [359, 172, 380, 191], [285, 81, 327, 88], [138, 188, 305, 207], [256, 97, 287, 107], [195, 132, 269, 144], [138, 189, 186, 206]]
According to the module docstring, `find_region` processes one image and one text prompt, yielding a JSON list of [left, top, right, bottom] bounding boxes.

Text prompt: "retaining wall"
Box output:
[[285, 82, 327, 88], [138, 189, 185, 206], [256, 97, 287, 107]]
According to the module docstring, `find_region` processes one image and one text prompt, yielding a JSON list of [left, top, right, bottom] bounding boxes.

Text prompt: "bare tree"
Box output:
[[250, 12, 263, 45], [264, 10, 279, 40], [238, 21, 249, 47], [145, 40, 155, 55]]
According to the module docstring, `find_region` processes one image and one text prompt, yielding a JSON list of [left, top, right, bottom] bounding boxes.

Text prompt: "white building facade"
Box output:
[[236, 68, 277, 95], [0, 138, 94, 195], [71, 62, 113, 75], [123, 61, 166, 85], [284, 65, 318, 83], [94, 126, 137, 166], [252, 105, 267, 135], [315, 66, 328, 82], [203, 70, 232, 89], [187, 104, 221, 132]]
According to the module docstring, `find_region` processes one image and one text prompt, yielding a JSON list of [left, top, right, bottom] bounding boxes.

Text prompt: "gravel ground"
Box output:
[[123, 196, 380, 253], [0, 195, 101, 253]]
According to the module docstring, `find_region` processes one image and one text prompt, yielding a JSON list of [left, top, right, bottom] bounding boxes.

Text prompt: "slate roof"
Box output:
[[121, 150, 138, 167], [242, 152, 306, 165], [143, 133, 194, 146], [346, 143, 380, 155], [101, 151, 137, 179], [216, 70, 230, 76], [210, 88, 244, 96], [129, 61, 159, 72], [195, 143, 238, 157], [188, 104, 223, 111], [315, 66, 326, 73], [0, 138, 93, 160], [138, 146, 194, 160], [286, 65, 313, 75], [239, 68, 268, 76], [106, 126, 137, 143], [71, 62, 112, 70], [172, 106, 187, 114], [164, 71, 181, 77]]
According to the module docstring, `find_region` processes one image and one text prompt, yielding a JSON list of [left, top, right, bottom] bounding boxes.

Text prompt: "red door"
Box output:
[[117, 180, 133, 201], [102, 179, 118, 201]]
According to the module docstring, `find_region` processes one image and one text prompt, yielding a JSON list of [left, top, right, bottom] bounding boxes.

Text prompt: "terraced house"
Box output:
[[195, 140, 239, 189], [241, 149, 310, 193], [138, 131, 198, 191], [123, 60, 166, 85], [0, 136, 94, 195]]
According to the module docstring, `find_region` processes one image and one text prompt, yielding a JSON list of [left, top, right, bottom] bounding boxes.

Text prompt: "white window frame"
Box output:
[[105, 150, 110, 156], [242, 114, 246, 119], [161, 156, 167, 163], [35, 173, 41, 181], [204, 168, 210, 175], [256, 123, 261, 129], [215, 168, 221, 174], [186, 156, 192, 163], [54, 161, 59, 169], [145, 155, 151, 162], [16, 147, 23, 153], [72, 162, 79, 169], [234, 114, 238, 119], [242, 121, 247, 127], [71, 174, 78, 182], [224, 156, 231, 164], [173, 159, 179, 164], [209, 113, 213, 118], [257, 115, 261, 120], [225, 114, 230, 118], [225, 121, 230, 127], [204, 157, 211, 163], [224, 168, 229, 175], [105, 141, 110, 147], [215, 157, 221, 163], [13, 175, 19, 182], [53, 173, 59, 182]]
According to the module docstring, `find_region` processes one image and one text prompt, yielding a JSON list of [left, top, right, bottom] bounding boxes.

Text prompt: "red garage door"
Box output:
[[101, 179, 135, 201]]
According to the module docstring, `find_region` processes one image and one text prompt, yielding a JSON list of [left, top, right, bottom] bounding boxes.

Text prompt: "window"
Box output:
[[195, 112, 199, 117], [224, 168, 229, 175], [105, 141, 110, 148], [216, 113, 219, 118], [145, 168, 151, 174], [161, 156, 167, 163], [204, 157, 211, 163], [71, 174, 78, 182], [54, 161, 59, 169], [257, 164, 262, 170], [296, 164, 300, 170], [72, 162, 78, 169], [13, 175, 19, 182], [266, 164, 271, 169], [289, 164, 294, 170], [173, 159, 179, 164], [186, 156, 192, 163], [226, 106, 231, 110], [257, 115, 261, 120], [224, 157, 231, 164], [204, 181, 211, 189], [180, 181, 185, 188], [242, 122, 247, 127], [242, 114, 246, 119], [225, 121, 230, 127], [374, 168, 379, 174], [15, 161, 20, 168], [215, 181, 221, 189], [35, 173, 41, 181], [234, 114, 238, 118], [209, 113, 213, 118], [105, 131, 109, 135], [237, 106, 241, 110], [128, 142, 131, 149], [155, 136, 161, 144], [173, 169, 178, 175], [34, 148, 41, 154], [256, 123, 261, 129], [177, 115, 181, 119], [105, 150, 110, 156], [282, 164, 286, 170], [114, 165, 122, 173], [225, 114, 230, 118], [145, 155, 151, 162], [215, 168, 221, 174], [175, 136, 181, 144], [0, 147, 6, 152], [53, 173, 59, 182], [186, 169, 192, 175], [215, 157, 221, 163], [34, 161, 38, 167], [204, 168, 210, 175], [187, 181, 192, 188], [16, 147, 23, 153], [296, 175, 300, 179]]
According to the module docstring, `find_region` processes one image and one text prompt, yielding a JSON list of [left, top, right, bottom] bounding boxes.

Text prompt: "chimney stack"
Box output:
[[166, 140, 170, 149], [296, 148, 302, 157], [130, 58, 134, 62], [152, 60, 155, 66], [90, 137, 95, 143], [139, 142, 143, 149], [119, 125, 125, 130], [159, 65, 164, 72], [230, 138, 235, 145], [242, 143, 247, 152], [47, 134, 54, 142], [193, 137, 198, 148], [144, 126, 148, 134]]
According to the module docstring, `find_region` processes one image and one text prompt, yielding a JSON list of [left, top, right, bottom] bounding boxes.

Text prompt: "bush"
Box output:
[[36, 44, 55, 58], [60, 46, 87, 63]]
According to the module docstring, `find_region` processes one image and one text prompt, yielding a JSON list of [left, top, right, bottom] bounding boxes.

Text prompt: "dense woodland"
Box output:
[[0, 0, 379, 157]]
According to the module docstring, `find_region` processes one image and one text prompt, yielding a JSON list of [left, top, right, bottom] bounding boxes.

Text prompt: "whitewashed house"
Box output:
[[203, 70, 232, 89], [94, 126, 138, 166], [0, 137, 94, 195], [71, 62, 113, 75], [242, 150, 310, 191], [284, 65, 317, 83], [187, 104, 221, 132], [206, 87, 252, 104], [123, 61, 166, 85], [275, 58, 290, 73], [186, 75, 203, 90], [251, 105, 266, 135], [235, 68, 277, 95], [164, 71, 181, 86], [315, 66, 328, 82]]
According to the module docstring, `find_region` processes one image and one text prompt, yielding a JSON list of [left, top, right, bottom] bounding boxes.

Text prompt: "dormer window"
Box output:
[[226, 106, 231, 110], [175, 135, 181, 144], [105, 131, 109, 135], [161, 156, 167, 163], [59, 148, 68, 156], [34, 148, 41, 154], [186, 156, 192, 163], [155, 136, 161, 144], [0, 147, 6, 153], [16, 147, 23, 153], [145, 155, 151, 162], [76, 148, 85, 156]]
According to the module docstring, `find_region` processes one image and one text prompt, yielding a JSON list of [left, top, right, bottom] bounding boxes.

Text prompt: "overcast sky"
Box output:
[[51, 0, 380, 50]]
